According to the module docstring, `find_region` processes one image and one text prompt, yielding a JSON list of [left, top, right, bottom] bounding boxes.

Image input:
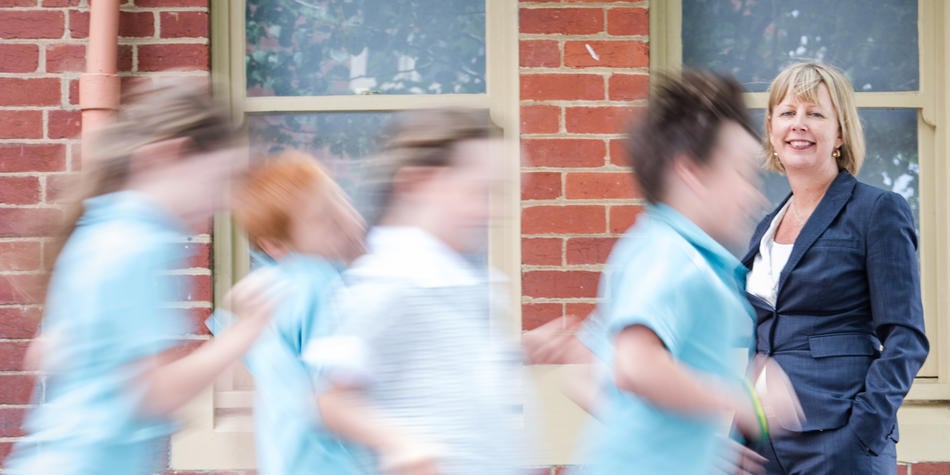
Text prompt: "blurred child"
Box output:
[[3, 81, 285, 475], [206, 150, 367, 475], [303, 109, 525, 475], [548, 70, 804, 475]]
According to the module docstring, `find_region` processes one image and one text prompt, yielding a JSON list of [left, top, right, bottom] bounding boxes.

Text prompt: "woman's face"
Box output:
[[768, 83, 843, 175]]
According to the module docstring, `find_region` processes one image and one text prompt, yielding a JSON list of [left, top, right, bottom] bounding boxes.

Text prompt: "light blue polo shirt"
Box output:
[[206, 253, 367, 475], [4, 192, 191, 475], [574, 203, 755, 475]]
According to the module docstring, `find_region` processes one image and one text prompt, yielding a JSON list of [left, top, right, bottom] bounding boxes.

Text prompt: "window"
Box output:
[[169, 0, 519, 470], [650, 0, 950, 460]]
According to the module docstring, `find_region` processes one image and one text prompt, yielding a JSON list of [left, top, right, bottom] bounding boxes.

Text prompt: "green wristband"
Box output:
[[744, 379, 769, 444]]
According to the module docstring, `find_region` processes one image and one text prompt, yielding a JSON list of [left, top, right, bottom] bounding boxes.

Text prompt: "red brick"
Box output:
[[68, 78, 79, 105], [566, 237, 618, 265], [609, 205, 642, 233], [0, 406, 26, 437], [522, 205, 606, 235], [0, 442, 12, 469], [42, 0, 81, 6], [138, 43, 209, 71], [0, 78, 60, 106], [520, 40, 560, 68], [565, 106, 636, 134], [521, 73, 604, 101], [0, 306, 42, 339], [68, 9, 88, 39], [119, 10, 155, 37], [562, 0, 643, 2], [0, 341, 29, 371], [45, 43, 84, 72], [913, 463, 950, 475], [564, 40, 649, 68], [0, 44, 38, 73], [609, 73, 649, 101], [0, 207, 63, 238], [0, 0, 36, 6], [0, 241, 42, 272], [48, 109, 82, 139], [522, 270, 601, 298], [115, 44, 134, 71], [165, 274, 212, 302], [0, 10, 64, 39], [565, 303, 596, 319], [0, 273, 46, 304], [521, 105, 560, 134], [608, 138, 629, 166], [522, 172, 561, 200], [0, 374, 36, 404], [897, 464, 908, 475], [44, 172, 78, 203], [523, 138, 606, 168], [135, 0, 208, 6], [0, 177, 41, 205], [520, 8, 603, 35], [184, 306, 213, 335], [0, 144, 66, 172], [0, 111, 43, 139], [607, 7, 649, 36], [160, 11, 208, 38], [180, 242, 210, 269], [565, 171, 637, 199], [522, 302, 562, 331], [522, 237, 562, 266]]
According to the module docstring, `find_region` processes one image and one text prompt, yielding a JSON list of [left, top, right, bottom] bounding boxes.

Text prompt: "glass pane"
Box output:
[[246, 0, 486, 96], [246, 112, 391, 215], [756, 108, 919, 226], [682, 0, 918, 92]]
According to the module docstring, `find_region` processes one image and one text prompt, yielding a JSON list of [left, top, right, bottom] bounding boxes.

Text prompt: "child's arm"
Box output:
[[612, 324, 763, 437], [134, 270, 285, 418], [318, 385, 442, 475]]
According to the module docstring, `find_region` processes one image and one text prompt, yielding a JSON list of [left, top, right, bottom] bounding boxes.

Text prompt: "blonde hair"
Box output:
[[234, 149, 332, 246], [764, 62, 865, 174], [48, 79, 236, 274]]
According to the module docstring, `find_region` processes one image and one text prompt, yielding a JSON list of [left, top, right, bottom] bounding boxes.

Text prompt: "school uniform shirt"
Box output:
[[573, 203, 755, 475], [206, 253, 368, 475], [303, 226, 525, 475], [4, 192, 191, 475]]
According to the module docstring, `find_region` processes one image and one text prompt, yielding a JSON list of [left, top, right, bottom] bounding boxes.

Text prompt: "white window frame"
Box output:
[[169, 0, 520, 469]]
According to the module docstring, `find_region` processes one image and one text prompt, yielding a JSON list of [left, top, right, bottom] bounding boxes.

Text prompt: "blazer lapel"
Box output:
[[777, 171, 857, 293]]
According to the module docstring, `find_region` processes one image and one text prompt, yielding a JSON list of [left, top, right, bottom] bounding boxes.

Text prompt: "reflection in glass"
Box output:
[[246, 0, 486, 97], [683, 0, 918, 92], [247, 112, 391, 218], [755, 108, 919, 225]]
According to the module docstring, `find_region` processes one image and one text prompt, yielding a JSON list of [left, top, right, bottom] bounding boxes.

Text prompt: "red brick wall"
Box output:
[[0, 0, 214, 471], [519, 0, 646, 337]]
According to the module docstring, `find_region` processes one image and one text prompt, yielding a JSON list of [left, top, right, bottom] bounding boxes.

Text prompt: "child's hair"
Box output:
[[627, 68, 756, 203], [235, 149, 333, 246], [48, 79, 237, 274], [362, 108, 497, 226]]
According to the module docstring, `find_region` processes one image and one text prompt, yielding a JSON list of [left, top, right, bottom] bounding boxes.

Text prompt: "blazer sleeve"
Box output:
[[850, 191, 929, 454]]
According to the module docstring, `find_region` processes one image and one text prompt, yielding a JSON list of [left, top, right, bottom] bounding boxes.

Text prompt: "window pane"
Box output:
[[246, 0, 486, 97], [756, 108, 919, 225], [247, 112, 390, 213], [682, 0, 918, 92]]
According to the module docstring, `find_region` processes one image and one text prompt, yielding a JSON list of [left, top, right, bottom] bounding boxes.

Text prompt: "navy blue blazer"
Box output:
[[742, 171, 929, 454]]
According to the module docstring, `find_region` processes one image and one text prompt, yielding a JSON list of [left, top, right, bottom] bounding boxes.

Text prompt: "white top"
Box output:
[[746, 200, 795, 307]]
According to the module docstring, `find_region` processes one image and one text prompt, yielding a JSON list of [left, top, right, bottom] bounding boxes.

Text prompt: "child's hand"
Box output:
[[714, 437, 767, 475], [223, 267, 288, 327], [748, 355, 805, 435], [379, 436, 444, 475], [522, 314, 587, 364]]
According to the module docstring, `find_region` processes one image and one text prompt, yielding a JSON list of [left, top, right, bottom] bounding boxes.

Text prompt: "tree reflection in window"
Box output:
[[246, 0, 486, 97]]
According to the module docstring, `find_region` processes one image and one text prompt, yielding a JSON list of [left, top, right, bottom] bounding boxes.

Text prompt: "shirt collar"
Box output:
[[645, 203, 747, 283], [357, 226, 482, 287]]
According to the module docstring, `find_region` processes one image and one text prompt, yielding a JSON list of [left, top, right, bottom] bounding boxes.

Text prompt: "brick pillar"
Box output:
[[519, 0, 648, 333]]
